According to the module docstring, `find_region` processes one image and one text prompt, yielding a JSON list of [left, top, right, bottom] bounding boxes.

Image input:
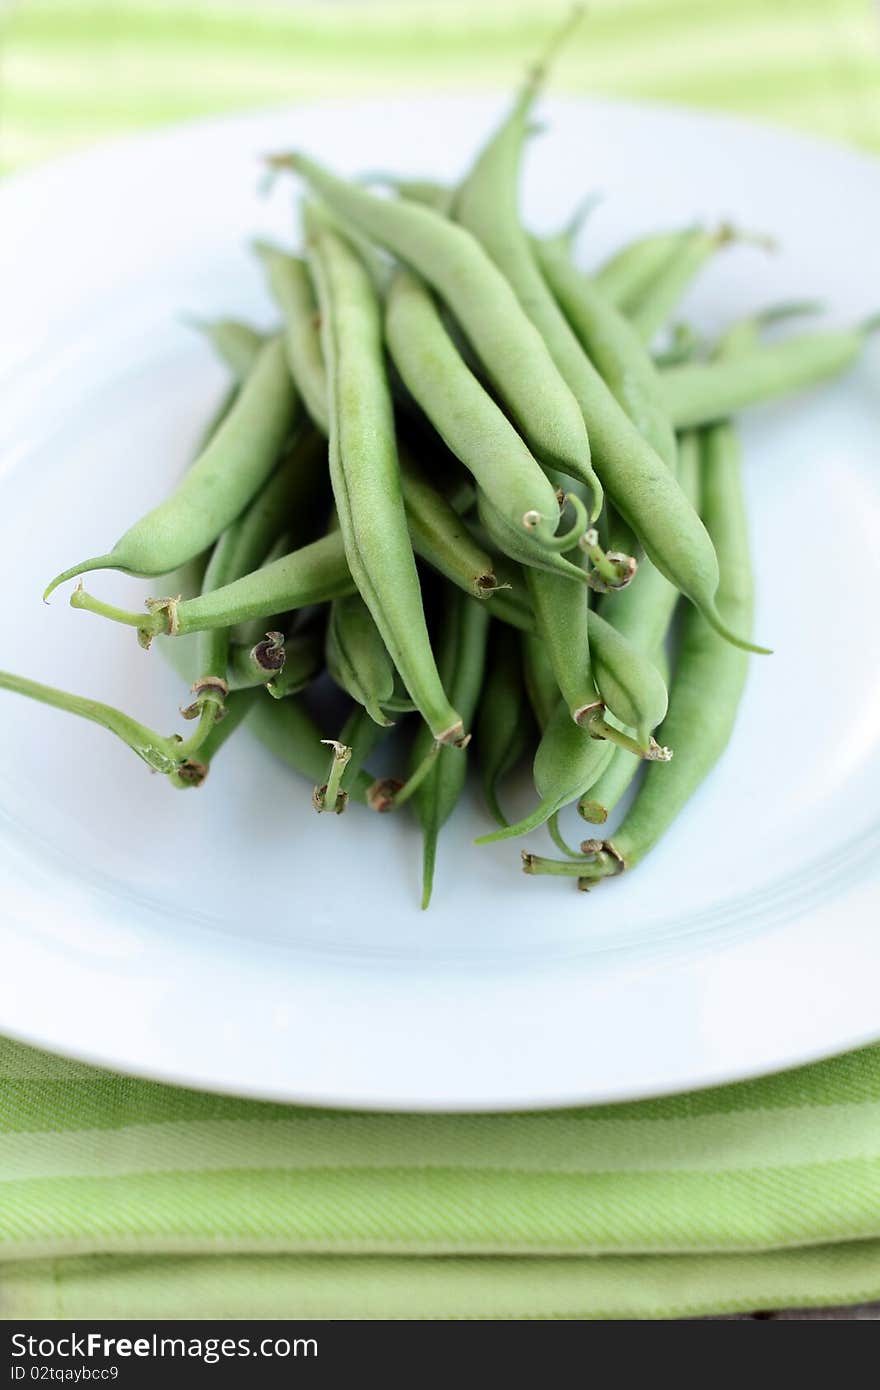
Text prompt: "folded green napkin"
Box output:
[[1, 1038, 879, 1319]]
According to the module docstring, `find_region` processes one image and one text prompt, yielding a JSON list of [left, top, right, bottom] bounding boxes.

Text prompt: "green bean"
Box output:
[[477, 623, 533, 826], [305, 210, 464, 745], [575, 418, 754, 887], [253, 244, 330, 431], [326, 592, 396, 726], [269, 156, 602, 521], [44, 335, 299, 598], [0, 670, 207, 785], [412, 590, 491, 907], [524, 564, 598, 726], [443, 63, 762, 655], [584, 609, 670, 757], [535, 234, 677, 471], [385, 266, 573, 552], [474, 698, 615, 845], [594, 230, 691, 311], [711, 300, 822, 358], [336, 702, 388, 798], [660, 320, 877, 428], [191, 317, 265, 379]]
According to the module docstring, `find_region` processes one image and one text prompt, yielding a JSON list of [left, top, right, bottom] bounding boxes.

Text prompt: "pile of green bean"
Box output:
[[3, 24, 875, 907]]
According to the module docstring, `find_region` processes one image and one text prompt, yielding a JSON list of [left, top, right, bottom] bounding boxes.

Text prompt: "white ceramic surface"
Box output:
[[1, 97, 879, 1109]]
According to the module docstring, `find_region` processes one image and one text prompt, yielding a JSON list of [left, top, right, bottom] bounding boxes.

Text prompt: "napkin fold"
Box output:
[[1, 1039, 878, 1319]]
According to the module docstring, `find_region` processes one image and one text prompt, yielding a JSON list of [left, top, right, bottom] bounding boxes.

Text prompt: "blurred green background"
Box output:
[[1, 0, 879, 173]]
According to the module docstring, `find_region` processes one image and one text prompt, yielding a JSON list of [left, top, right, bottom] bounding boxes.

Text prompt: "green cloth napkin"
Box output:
[[1, 1038, 879, 1319], [3, 0, 880, 1324]]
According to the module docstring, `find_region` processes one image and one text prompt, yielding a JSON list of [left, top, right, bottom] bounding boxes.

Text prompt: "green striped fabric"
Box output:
[[2, 0, 880, 1322], [1, 1038, 879, 1318], [1, 0, 879, 173]]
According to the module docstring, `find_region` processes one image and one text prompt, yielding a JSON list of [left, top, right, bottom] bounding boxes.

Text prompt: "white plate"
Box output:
[[1, 97, 879, 1110]]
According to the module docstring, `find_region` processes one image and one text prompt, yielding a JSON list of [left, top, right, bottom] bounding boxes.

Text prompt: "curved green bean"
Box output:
[[44, 335, 298, 598], [326, 592, 396, 726], [661, 322, 875, 428], [385, 266, 570, 550], [412, 590, 491, 907], [594, 229, 691, 311]]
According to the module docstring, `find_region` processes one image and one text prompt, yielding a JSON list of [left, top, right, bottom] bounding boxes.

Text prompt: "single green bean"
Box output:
[[306, 211, 464, 744], [0, 670, 206, 784], [594, 229, 691, 311], [627, 225, 748, 344], [269, 155, 602, 518], [44, 335, 298, 598], [660, 322, 876, 428], [386, 266, 575, 552], [412, 590, 491, 907], [72, 530, 355, 643]]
